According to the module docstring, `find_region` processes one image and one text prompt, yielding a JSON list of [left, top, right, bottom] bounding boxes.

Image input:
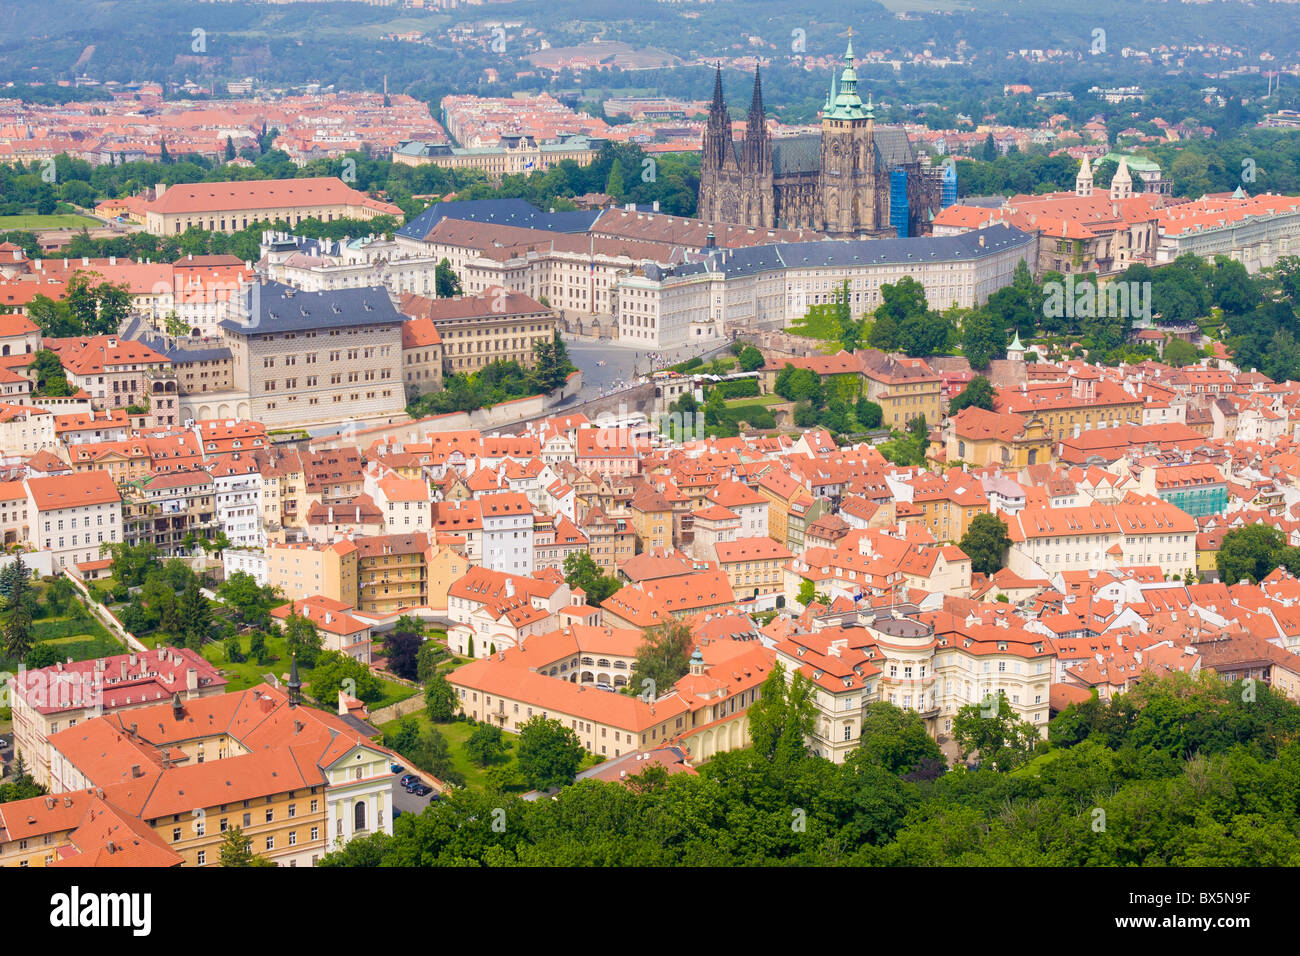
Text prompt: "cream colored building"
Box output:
[[144, 177, 402, 236], [1005, 500, 1197, 580], [221, 282, 406, 430], [391, 135, 599, 177], [397, 289, 559, 376], [611, 224, 1037, 348]]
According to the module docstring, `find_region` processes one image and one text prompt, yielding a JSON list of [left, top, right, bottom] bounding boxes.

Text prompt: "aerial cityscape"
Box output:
[[0, 0, 1297, 902]]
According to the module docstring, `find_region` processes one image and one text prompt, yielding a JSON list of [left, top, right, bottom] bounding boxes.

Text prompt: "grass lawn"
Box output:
[[379, 713, 601, 792], [724, 393, 783, 408], [1009, 747, 1064, 778], [42, 631, 126, 663], [0, 214, 99, 229], [200, 632, 415, 708], [0, 611, 124, 671]]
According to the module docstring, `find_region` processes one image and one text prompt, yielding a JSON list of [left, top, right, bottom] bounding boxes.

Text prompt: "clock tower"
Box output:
[[818, 35, 883, 237]]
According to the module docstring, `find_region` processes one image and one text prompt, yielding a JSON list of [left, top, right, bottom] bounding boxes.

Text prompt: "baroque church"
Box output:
[[697, 39, 944, 239]]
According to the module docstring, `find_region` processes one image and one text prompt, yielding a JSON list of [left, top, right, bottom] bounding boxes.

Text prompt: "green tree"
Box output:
[[563, 551, 621, 607], [1161, 338, 1200, 367], [960, 308, 1006, 369], [951, 694, 1039, 770], [383, 630, 422, 681], [947, 375, 997, 415], [65, 271, 131, 336], [434, 258, 462, 298], [1216, 524, 1287, 585], [217, 571, 275, 629], [877, 276, 929, 329], [30, 347, 71, 394], [959, 513, 1012, 575], [465, 724, 509, 767], [516, 716, 583, 791], [311, 650, 382, 704], [2, 556, 35, 662], [417, 639, 449, 684], [847, 702, 947, 778], [399, 722, 463, 785], [220, 826, 274, 866], [775, 367, 823, 405], [425, 673, 458, 722], [99, 540, 159, 588], [738, 345, 765, 372], [855, 398, 883, 429], [282, 607, 323, 667], [530, 331, 575, 393], [177, 578, 212, 651], [746, 662, 816, 766], [628, 618, 693, 699], [24, 641, 59, 669]]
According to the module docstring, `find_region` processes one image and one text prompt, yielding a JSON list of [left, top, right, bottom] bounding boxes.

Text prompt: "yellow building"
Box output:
[[266, 539, 359, 605], [2, 682, 397, 867], [902, 471, 991, 544], [630, 489, 674, 553], [859, 350, 943, 430], [946, 406, 1052, 469], [397, 289, 559, 377], [427, 543, 473, 614], [391, 136, 599, 177], [355, 533, 429, 616], [714, 536, 793, 601], [996, 370, 1144, 443]]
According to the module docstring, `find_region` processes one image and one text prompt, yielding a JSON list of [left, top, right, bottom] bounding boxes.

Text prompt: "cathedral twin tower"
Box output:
[[697, 39, 941, 239]]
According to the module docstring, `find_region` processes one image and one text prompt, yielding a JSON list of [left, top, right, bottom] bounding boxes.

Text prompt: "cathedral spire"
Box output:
[[744, 65, 770, 174], [748, 65, 765, 125], [711, 63, 724, 113]]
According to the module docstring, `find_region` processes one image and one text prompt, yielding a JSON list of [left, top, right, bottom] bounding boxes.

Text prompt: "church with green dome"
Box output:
[[697, 39, 944, 238]]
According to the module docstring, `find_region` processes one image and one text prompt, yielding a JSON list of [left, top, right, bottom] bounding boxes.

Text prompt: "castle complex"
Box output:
[[697, 38, 947, 239]]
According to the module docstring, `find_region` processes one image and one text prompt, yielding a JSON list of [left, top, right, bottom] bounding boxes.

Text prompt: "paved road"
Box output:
[[566, 337, 733, 403]]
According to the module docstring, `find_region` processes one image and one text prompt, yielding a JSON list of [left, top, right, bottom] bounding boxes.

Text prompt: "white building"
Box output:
[[613, 224, 1038, 348], [479, 491, 535, 576], [223, 548, 269, 586], [25, 473, 123, 571], [209, 454, 265, 548]]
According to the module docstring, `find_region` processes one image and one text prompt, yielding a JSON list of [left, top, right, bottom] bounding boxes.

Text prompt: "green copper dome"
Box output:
[[824, 38, 871, 121]]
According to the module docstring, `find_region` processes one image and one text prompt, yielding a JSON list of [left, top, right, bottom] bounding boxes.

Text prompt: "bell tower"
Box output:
[[818, 33, 879, 237]]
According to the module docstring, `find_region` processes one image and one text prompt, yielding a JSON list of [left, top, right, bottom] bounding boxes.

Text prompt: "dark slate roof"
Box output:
[[873, 127, 916, 170], [656, 224, 1033, 280], [771, 134, 821, 175], [396, 198, 600, 241], [120, 317, 232, 363], [220, 281, 403, 335]]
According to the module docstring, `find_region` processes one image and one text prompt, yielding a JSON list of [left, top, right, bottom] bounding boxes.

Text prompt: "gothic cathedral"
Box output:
[[697, 39, 942, 239]]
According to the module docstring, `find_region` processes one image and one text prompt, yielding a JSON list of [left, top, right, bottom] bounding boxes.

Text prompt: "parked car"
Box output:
[[428, 792, 442, 803], [390, 763, 405, 774], [413, 784, 432, 797], [399, 774, 419, 788]]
